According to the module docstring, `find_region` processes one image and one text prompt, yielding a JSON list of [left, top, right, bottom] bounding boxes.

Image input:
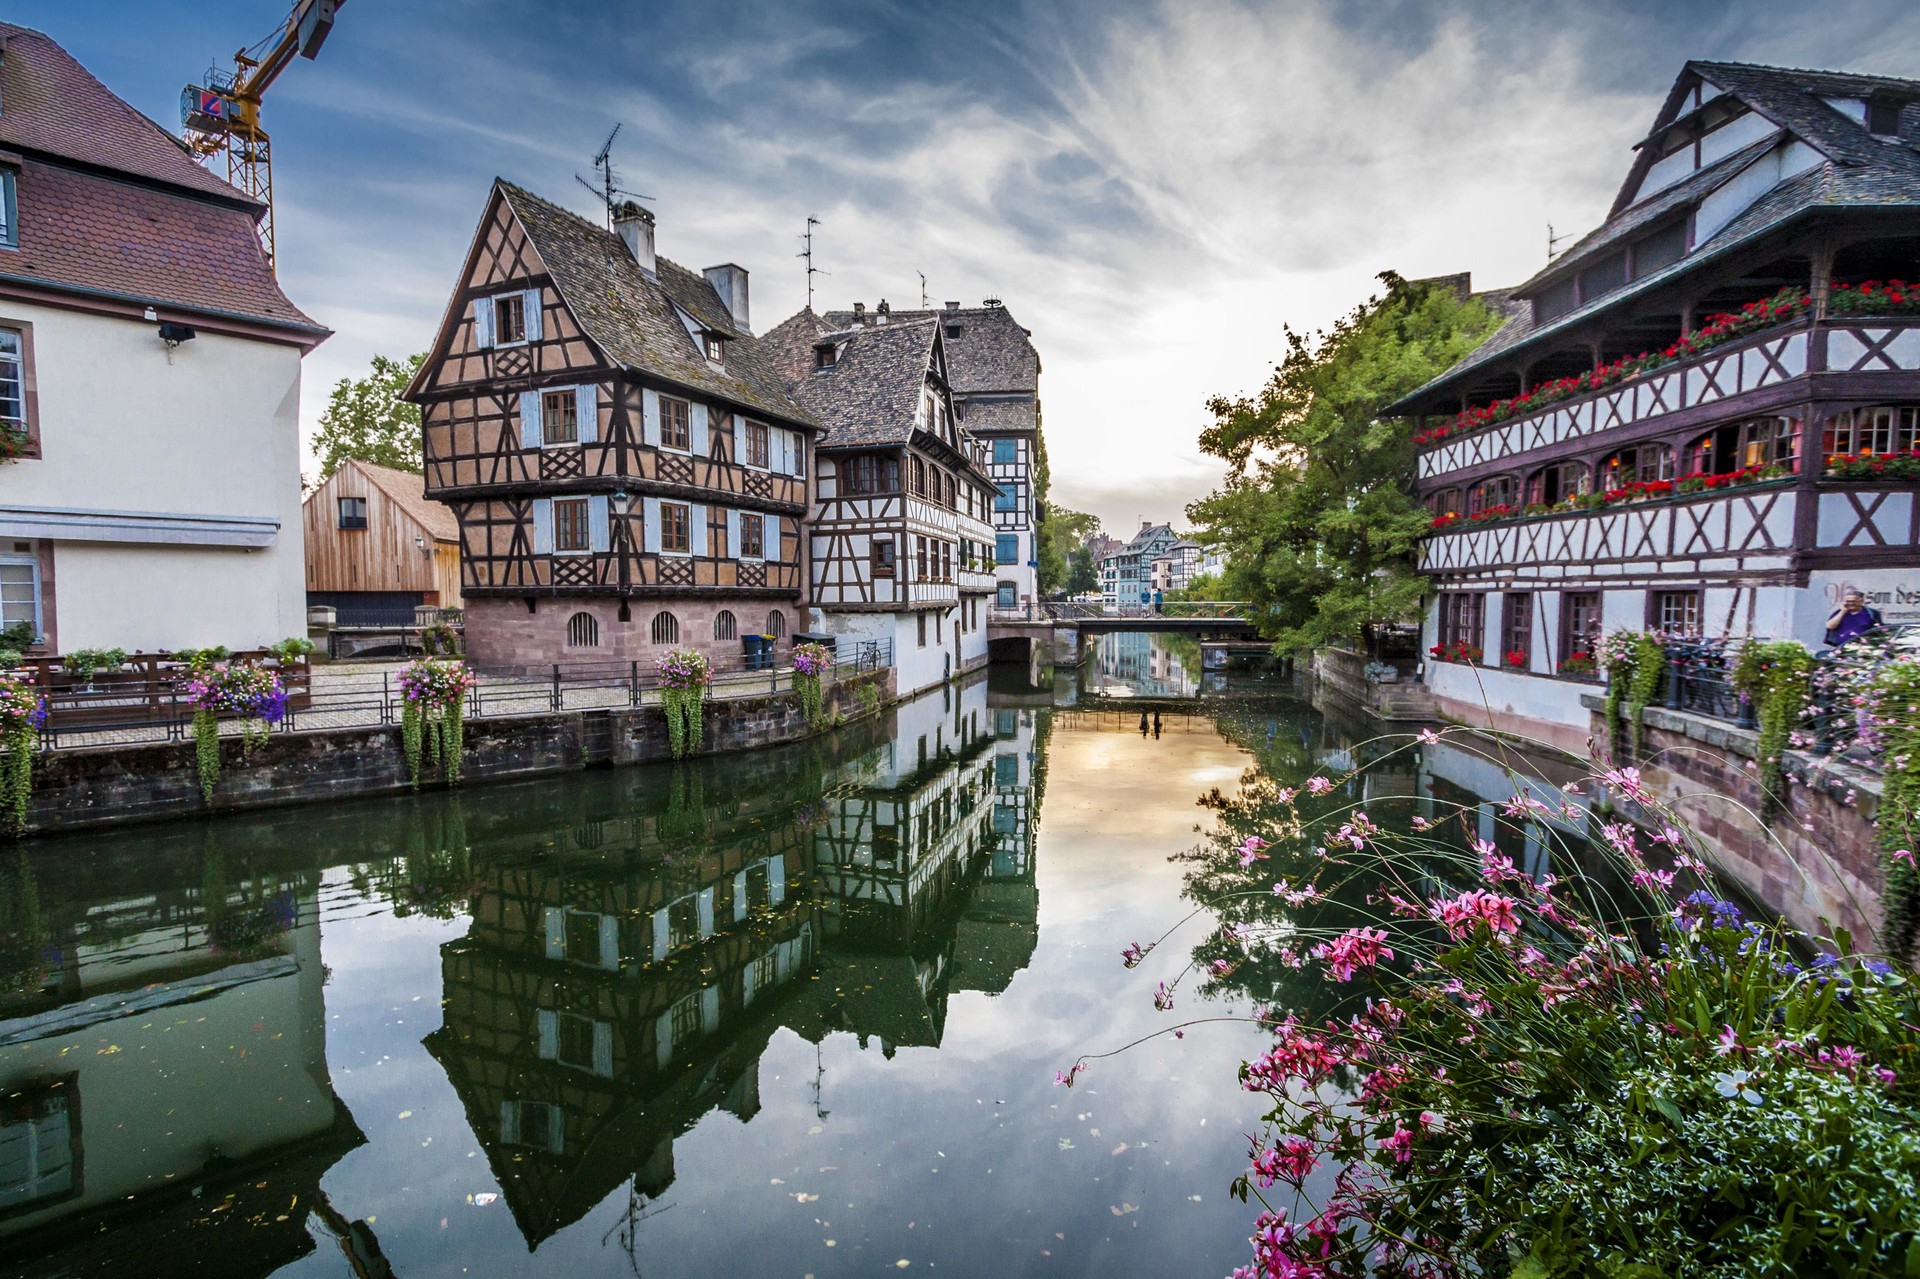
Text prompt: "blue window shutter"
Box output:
[[651, 909, 670, 962], [768, 856, 786, 904], [536, 1009, 558, 1059], [523, 288, 543, 342], [532, 499, 553, 554], [472, 297, 495, 349], [598, 914, 620, 970], [700, 984, 719, 1032], [543, 907, 565, 959], [696, 888, 715, 938], [732, 413, 747, 461], [690, 504, 708, 558], [575, 384, 598, 443], [726, 509, 741, 559], [589, 495, 610, 553], [642, 389, 661, 446], [689, 402, 708, 454], [642, 497, 662, 554], [732, 871, 749, 921], [591, 1021, 613, 1077], [518, 390, 541, 449]]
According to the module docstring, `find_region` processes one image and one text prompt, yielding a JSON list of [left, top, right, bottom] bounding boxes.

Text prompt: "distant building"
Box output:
[[1148, 539, 1203, 593], [820, 302, 1042, 611], [0, 23, 327, 653], [303, 460, 463, 624], [1099, 522, 1181, 609]]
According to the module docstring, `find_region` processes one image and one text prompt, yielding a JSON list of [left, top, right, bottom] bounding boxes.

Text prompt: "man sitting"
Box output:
[[1823, 589, 1884, 647]]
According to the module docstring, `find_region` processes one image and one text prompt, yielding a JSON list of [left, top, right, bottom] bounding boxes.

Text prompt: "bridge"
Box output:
[[985, 600, 1262, 667]]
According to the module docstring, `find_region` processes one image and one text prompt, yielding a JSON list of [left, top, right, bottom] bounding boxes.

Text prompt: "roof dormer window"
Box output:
[[814, 343, 837, 368], [1868, 97, 1907, 137], [703, 332, 725, 363]]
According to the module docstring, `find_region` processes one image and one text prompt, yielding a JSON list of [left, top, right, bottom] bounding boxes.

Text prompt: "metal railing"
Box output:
[[995, 600, 1253, 622]]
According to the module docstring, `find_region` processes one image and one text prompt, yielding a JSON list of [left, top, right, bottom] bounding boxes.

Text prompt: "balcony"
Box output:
[[1418, 318, 1920, 483]]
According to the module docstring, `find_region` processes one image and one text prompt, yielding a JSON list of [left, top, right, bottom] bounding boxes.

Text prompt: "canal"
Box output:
[[0, 638, 1590, 1278]]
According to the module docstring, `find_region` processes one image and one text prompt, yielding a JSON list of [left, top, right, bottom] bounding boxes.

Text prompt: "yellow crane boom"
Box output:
[[181, 0, 343, 271]]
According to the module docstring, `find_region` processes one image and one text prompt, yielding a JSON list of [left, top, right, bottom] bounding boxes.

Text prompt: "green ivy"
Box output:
[[661, 685, 705, 759], [193, 707, 222, 800], [1602, 631, 1667, 760], [401, 698, 465, 787], [2, 716, 34, 834], [1731, 639, 1814, 814], [1874, 660, 1920, 955]]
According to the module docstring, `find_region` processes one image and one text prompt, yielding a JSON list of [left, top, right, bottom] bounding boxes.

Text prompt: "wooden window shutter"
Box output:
[[642, 497, 662, 553], [589, 495, 611, 553], [531, 498, 553, 554], [574, 384, 599, 443], [696, 888, 715, 938], [689, 402, 708, 454], [522, 289, 543, 342], [542, 907, 565, 959], [732, 413, 747, 461], [689, 504, 708, 558], [472, 297, 495, 349], [642, 389, 661, 446], [598, 914, 620, 970], [517, 390, 541, 449], [726, 509, 742, 559], [536, 1009, 558, 1059]]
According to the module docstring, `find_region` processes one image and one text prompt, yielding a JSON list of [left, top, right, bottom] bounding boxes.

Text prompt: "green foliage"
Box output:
[[267, 636, 315, 661], [1599, 630, 1666, 760], [401, 698, 466, 787], [2, 717, 32, 834], [0, 621, 35, 651], [1874, 658, 1920, 954], [421, 621, 461, 656], [173, 645, 231, 673], [193, 707, 222, 800], [1732, 640, 1814, 810], [0, 651, 20, 671], [857, 680, 881, 712], [1039, 506, 1099, 596], [661, 685, 705, 759], [312, 353, 426, 481], [1168, 569, 1226, 602], [1186, 273, 1501, 653], [1065, 546, 1098, 596], [63, 648, 127, 681]]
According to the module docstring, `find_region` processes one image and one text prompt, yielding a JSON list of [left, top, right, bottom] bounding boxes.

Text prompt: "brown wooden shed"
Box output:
[[303, 459, 463, 623]]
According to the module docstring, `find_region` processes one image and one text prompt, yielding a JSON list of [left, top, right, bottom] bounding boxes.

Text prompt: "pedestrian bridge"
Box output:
[[985, 601, 1261, 666]]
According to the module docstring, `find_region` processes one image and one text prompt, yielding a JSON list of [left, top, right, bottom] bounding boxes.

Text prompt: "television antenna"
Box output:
[[1546, 221, 1575, 261], [917, 270, 929, 309], [576, 123, 652, 229], [799, 216, 828, 310]]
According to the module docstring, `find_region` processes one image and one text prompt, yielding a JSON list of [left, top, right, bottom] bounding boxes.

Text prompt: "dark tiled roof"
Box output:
[[821, 304, 1038, 393], [499, 182, 810, 426], [781, 316, 938, 449], [0, 158, 321, 333], [0, 23, 252, 204], [956, 397, 1035, 433], [760, 307, 833, 386], [1690, 62, 1920, 172]]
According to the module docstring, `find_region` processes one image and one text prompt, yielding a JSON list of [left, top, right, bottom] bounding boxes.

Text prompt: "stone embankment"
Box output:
[[17, 668, 894, 837]]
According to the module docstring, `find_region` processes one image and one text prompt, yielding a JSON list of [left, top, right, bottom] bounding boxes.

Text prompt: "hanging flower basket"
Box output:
[[396, 658, 476, 787], [186, 664, 289, 801], [792, 642, 833, 724], [0, 675, 47, 834], [657, 649, 712, 759]]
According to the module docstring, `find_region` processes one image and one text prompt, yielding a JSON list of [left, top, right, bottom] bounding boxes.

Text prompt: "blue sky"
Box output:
[[23, 0, 1920, 532]]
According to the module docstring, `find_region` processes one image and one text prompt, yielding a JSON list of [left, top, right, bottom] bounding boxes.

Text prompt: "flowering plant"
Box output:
[[1427, 641, 1480, 664], [1598, 628, 1665, 757], [1503, 649, 1527, 668], [0, 675, 47, 833], [186, 663, 288, 800], [0, 419, 27, 464], [1826, 447, 1920, 481], [1426, 511, 1459, 531], [1729, 639, 1814, 814], [656, 648, 712, 758], [791, 641, 833, 724], [396, 658, 475, 786], [1557, 650, 1597, 676]]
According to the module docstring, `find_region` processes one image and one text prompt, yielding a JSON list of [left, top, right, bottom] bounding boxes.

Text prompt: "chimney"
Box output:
[[613, 201, 655, 275], [852, 301, 866, 322], [944, 300, 959, 312], [876, 299, 891, 323], [703, 263, 750, 332]]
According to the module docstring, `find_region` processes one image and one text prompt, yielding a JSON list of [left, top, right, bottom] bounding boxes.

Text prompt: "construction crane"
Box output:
[[180, 0, 344, 271]]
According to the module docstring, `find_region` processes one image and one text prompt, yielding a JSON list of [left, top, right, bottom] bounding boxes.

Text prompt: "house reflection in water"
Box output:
[[423, 676, 1043, 1250], [0, 846, 368, 1278]]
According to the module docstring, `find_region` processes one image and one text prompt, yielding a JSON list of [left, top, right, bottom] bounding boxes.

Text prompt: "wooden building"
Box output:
[[404, 185, 815, 672], [302, 459, 461, 623], [764, 305, 999, 694], [1392, 61, 1920, 744]]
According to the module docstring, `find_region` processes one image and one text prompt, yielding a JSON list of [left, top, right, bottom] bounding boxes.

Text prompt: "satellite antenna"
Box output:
[[917, 270, 929, 309], [575, 123, 652, 229], [799, 216, 827, 310]]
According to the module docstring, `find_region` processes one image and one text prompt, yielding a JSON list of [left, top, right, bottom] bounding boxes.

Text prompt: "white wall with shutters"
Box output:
[[518, 390, 541, 449], [575, 384, 599, 443], [588, 495, 611, 553], [522, 289, 543, 342], [473, 298, 495, 349], [642, 389, 661, 446], [689, 402, 708, 454], [532, 499, 554, 555], [642, 497, 661, 554], [689, 504, 708, 558]]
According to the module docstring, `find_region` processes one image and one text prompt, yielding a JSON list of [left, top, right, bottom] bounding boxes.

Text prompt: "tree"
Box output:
[[1037, 500, 1100, 596], [1168, 569, 1225, 602], [1186, 274, 1499, 654], [312, 353, 427, 481]]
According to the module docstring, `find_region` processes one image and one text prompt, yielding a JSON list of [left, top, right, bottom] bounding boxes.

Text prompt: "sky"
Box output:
[[22, 0, 1920, 536]]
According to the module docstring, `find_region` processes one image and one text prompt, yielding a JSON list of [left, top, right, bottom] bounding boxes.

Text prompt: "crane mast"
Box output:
[[181, 0, 342, 271]]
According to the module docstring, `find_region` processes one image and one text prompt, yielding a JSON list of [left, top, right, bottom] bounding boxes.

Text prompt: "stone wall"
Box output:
[[463, 594, 804, 675], [18, 668, 894, 837], [1586, 694, 1892, 954], [1311, 648, 1437, 723]]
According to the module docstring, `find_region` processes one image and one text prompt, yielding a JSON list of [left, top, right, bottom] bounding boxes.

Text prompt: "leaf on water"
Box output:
[[1110, 1203, 1140, 1216], [896, 1261, 911, 1269], [808, 1125, 824, 1135], [1058, 1138, 1075, 1150], [771, 1178, 785, 1185], [1111, 1144, 1128, 1157], [793, 1193, 820, 1203], [398, 1111, 413, 1119]]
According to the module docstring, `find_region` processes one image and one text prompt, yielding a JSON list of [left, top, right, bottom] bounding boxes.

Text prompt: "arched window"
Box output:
[[566, 611, 599, 648], [1426, 488, 1461, 517], [1523, 462, 1591, 508], [1465, 475, 1517, 516], [1823, 405, 1920, 458], [765, 610, 787, 639], [714, 610, 738, 641], [1685, 416, 1800, 476], [650, 611, 680, 645], [1601, 444, 1672, 490]]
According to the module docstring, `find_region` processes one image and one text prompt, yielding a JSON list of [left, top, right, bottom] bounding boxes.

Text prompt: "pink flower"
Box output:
[[1055, 1062, 1086, 1087], [1432, 889, 1521, 940], [1153, 982, 1174, 1011], [1120, 941, 1149, 968], [1238, 835, 1270, 868], [1275, 787, 1298, 805], [1250, 1137, 1320, 1186], [1602, 766, 1652, 804], [1304, 776, 1334, 796], [1894, 848, 1916, 868], [1383, 1124, 1415, 1163], [1714, 1025, 1742, 1056], [1417, 728, 1440, 745], [1310, 927, 1394, 982]]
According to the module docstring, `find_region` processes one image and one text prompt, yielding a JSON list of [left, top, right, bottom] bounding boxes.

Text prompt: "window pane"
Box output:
[[0, 563, 35, 630]]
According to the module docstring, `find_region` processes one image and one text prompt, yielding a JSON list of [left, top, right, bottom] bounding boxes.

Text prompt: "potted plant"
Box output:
[[266, 636, 316, 665], [64, 647, 128, 690], [396, 657, 476, 787]]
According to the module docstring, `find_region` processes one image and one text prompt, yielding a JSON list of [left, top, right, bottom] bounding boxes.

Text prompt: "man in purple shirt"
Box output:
[[1823, 589, 1884, 647]]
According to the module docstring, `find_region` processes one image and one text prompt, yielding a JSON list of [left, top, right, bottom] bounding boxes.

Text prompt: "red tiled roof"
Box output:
[[0, 22, 252, 204], [0, 159, 322, 333]]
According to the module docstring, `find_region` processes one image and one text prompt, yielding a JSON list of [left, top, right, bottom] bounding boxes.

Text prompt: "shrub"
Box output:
[[267, 636, 316, 662], [1731, 639, 1814, 812], [0, 621, 35, 651], [63, 647, 127, 682]]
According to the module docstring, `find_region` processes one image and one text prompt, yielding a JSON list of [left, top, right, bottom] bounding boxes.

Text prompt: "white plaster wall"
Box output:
[[811, 609, 960, 697], [1601, 588, 1647, 634], [5, 301, 306, 648], [1694, 139, 1823, 245], [1427, 660, 1593, 733]]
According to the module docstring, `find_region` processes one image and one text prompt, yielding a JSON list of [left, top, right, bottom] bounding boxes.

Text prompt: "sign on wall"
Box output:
[[1800, 570, 1920, 639]]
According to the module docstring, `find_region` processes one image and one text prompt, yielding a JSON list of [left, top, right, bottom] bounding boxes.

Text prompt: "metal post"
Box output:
[[552, 664, 562, 712], [382, 671, 392, 725], [630, 660, 640, 707]]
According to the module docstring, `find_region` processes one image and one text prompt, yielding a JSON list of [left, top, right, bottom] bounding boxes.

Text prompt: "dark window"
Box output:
[[1524, 462, 1590, 507], [1869, 98, 1905, 136], [1438, 592, 1485, 656], [493, 293, 526, 345], [740, 513, 764, 558], [872, 537, 896, 578], [1466, 475, 1517, 515], [554, 497, 591, 553], [1633, 220, 1688, 276], [566, 611, 599, 647], [945, 324, 963, 338], [0, 171, 16, 249], [714, 610, 738, 641], [660, 397, 690, 451], [1501, 593, 1533, 667], [916, 537, 929, 580], [542, 390, 577, 445], [337, 496, 367, 530], [746, 420, 769, 468], [1577, 251, 1627, 304], [1601, 444, 1672, 490], [1562, 591, 1601, 668], [660, 502, 690, 554], [1823, 405, 1920, 457], [704, 333, 724, 362], [814, 344, 837, 368], [917, 613, 927, 647], [765, 610, 786, 638], [564, 910, 601, 964], [1651, 590, 1701, 636], [0, 328, 23, 439], [1534, 276, 1579, 324], [651, 611, 680, 645]]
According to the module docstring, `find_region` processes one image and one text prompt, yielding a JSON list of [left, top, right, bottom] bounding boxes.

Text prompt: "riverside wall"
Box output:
[[16, 669, 895, 837]]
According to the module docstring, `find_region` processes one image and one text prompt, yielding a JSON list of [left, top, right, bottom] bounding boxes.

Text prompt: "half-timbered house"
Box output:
[[819, 302, 1044, 611], [1392, 61, 1920, 743], [405, 185, 814, 672], [764, 306, 998, 695]]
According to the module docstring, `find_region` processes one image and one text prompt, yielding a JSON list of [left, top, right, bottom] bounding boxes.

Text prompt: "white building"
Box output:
[[766, 307, 998, 696], [1100, 522, 1181, 610], [0, 24, 326, 653]]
